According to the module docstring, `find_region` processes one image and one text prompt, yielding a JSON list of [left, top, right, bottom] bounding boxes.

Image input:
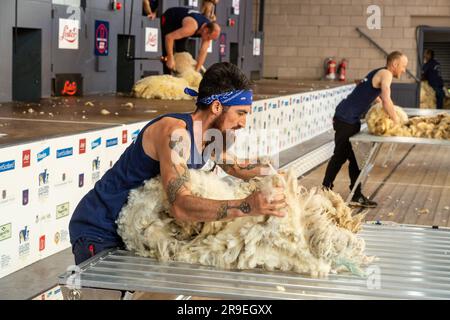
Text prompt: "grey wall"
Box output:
[[0, 0, 263, 102]]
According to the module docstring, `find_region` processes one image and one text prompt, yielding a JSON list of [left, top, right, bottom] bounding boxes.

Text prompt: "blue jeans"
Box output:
[[72, 237, 121, 265]]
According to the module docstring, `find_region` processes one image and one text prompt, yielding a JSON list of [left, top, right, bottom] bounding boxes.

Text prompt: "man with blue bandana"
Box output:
[[69, 62, 287, 265]]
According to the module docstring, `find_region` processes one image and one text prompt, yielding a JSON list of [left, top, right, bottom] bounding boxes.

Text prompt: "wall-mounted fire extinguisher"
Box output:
[[338, 59, 348, 82], [111, 0, 122, 10], [324, 58, 337, 80]]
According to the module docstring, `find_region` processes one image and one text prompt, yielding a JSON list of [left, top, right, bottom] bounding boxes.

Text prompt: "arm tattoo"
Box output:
[[167, 164, 190, 204], [220, 163, 234, 173], [236, 201, 252, 214], [216, 201, 252, 220], [217, 202, 228, 220]]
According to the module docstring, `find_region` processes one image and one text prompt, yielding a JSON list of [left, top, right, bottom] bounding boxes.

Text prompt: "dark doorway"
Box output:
[[12, 28, 42, 102], [117, 35, 135, 93], [230, 42, 239, 66]]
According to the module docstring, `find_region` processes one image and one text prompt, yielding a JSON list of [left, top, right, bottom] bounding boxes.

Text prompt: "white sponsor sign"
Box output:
[[208, 40, 213, 53], [253, 38, 261, 56], [58, 18, 79, 50], [232, 0, 240, 15], [145, 27, 158, 53]]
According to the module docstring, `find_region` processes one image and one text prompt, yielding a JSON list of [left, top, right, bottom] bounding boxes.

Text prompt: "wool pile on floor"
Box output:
[[366, 103, 450, 139], [117, 169, 373, 278], [132, 52, 202, 100]]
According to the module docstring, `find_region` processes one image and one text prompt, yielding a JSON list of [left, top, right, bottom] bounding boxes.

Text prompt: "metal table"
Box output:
[[58, 223, 450, 300], [347, 108, 450, 203]]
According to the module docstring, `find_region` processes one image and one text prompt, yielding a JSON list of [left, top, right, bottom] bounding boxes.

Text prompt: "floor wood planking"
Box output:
[[299, 144, 450, 228]]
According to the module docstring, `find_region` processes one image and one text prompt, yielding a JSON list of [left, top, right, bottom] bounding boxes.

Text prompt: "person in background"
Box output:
[[322, 51, 408, 208], [422, 49, 445, 109], [201, 0, 219, 21], [143, 0, 159, 20], [160, 6, 220, 74]]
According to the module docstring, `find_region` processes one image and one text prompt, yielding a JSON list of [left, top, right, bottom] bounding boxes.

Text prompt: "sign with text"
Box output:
[[94, 20, 109, 56], [145, 27, 158, 53], [58, 18, 79, 50]]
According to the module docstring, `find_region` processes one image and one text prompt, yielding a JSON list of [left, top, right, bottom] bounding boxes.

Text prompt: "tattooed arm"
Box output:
[[217, 154, 272, 181], [153, 123, 286, 222]]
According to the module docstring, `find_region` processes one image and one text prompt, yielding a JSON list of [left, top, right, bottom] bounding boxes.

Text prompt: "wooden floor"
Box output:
[[0, 79, 345, 147], [299, 143, 450, 227]]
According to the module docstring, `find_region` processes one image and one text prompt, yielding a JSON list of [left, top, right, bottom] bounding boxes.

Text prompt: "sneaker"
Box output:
[[350, 194, 377, 208]]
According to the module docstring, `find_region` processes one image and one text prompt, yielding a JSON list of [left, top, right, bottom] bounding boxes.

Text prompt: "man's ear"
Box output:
[[210, 100, 222, 115]]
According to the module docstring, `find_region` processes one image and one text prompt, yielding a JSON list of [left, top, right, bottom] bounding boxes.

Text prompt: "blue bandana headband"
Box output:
[[184, 88, 253, 107]]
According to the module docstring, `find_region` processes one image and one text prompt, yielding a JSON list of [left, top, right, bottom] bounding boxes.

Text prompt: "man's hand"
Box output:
[[166, 56, 175, 71], [241, 188, 287, 218], [147, 13, 156, 20]]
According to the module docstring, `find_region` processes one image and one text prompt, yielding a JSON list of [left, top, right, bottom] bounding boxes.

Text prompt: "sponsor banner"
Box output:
[[22, 150, 31, 167], [32, 285, 63, 300], [145, 27, 158, 53], [106, 138, 118, 148], [56, 147, 73, 159], [91, 137, 101, 150], [94, 20, 109, 56], [0, 160, 15, 173], [0, 223, 12, 242], [37, 147, 50, 162], [56, 202, 70, 220], [79, 139, 86, 154], [253, 38, 261, 56], [58, 18, 79, 50]]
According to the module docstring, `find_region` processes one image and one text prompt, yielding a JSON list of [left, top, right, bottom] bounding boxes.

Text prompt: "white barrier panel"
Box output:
[[0, 85, 354, 279], [0, 121, 147, 278], [236, 84, 355, 160]]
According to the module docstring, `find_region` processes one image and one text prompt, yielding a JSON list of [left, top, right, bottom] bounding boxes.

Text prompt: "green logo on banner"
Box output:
[[0, 223, 12, 241], [56, 202, 70, 219]]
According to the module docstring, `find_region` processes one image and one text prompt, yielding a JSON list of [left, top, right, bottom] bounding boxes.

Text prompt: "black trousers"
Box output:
[[432, 85, 445, 109], [322, 117, 362, 197], [160, 13, 189, 74]]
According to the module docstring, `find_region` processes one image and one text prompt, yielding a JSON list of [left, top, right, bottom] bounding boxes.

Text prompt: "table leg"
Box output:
[[346, 142, 382, 203]]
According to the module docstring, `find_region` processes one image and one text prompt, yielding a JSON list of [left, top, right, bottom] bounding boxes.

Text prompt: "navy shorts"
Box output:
[[72, 237, 121, 265]]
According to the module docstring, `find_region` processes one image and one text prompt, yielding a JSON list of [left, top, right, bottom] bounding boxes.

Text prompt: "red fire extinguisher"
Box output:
[[325, 58, 337, 80], [338, 59, 348, 82]]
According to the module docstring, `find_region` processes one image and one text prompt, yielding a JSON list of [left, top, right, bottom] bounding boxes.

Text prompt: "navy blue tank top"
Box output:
[[334, 67, 385, 124], [69, 113, 205, 245], [163, 7, 210, 37]]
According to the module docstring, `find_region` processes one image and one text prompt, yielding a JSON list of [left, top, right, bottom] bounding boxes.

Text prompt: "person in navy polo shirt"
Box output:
[[422, 49, 445, 109]]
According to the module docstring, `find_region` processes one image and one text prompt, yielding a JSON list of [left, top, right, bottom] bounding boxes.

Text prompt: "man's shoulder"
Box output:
[[148, 116, 187, 135], [375, 68, 392, 80]]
